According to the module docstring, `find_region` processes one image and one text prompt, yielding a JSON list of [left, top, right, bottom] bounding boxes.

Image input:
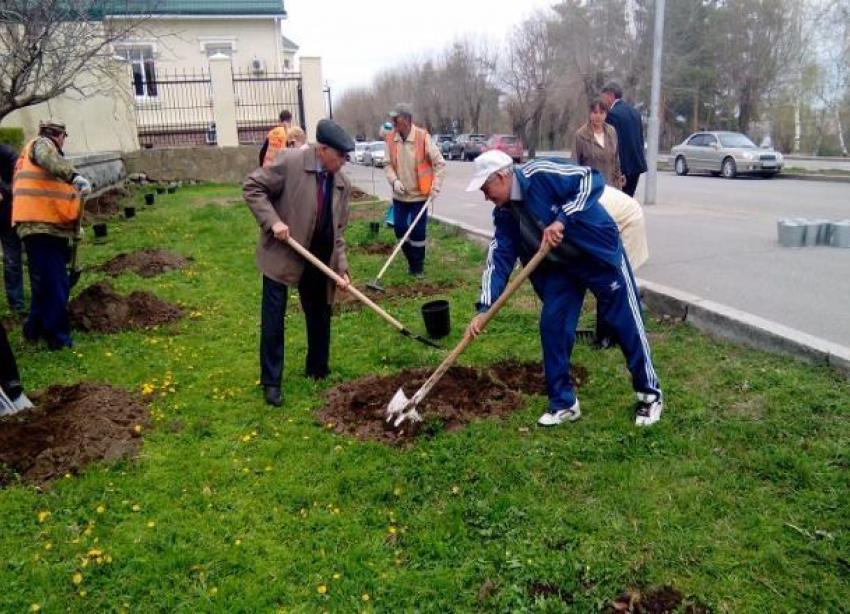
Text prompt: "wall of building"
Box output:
[[124, 145, 260, 182]]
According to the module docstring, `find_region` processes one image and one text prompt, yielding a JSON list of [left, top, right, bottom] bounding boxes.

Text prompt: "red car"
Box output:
[[482, 134, 525, 162]]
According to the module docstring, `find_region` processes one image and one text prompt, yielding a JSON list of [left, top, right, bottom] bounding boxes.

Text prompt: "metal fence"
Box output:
[[134, 70, 214, 148], [233, 70, 303, 144]]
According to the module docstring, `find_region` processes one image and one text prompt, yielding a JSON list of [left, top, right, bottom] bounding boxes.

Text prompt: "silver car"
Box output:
[[671, 131, 784, 178], [361, 141, 387, 168]]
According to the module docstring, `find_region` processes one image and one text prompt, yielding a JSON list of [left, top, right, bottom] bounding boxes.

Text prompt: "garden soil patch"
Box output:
[[603, 585, 710, 614], [316, 365, 523, 444], [487, 359, 587, 395], [85, 185, 131, 217], [69, 281, 183, 333], [332, 280, 458, 314], [351, 241, 395, 256], [0, 382, 148, 484], [96, 248, 192, 277]]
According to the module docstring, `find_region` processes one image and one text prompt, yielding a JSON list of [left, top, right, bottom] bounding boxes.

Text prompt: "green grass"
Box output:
[[1, 183, 848, 613]]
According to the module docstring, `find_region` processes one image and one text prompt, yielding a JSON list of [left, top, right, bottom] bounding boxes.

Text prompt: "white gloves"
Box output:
[[392, 179, 406, 196], [72, 175, 92, 196], [429, 189, 439, 202]]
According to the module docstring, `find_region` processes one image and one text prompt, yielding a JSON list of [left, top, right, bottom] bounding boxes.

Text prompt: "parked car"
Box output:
[[448, 133, 487, 161], [481, 134, 525, 163], [671, 131, 784, 178], [362, 141, 387, 167], [434, 134, 454, 157], [349, 141, 369, 164]]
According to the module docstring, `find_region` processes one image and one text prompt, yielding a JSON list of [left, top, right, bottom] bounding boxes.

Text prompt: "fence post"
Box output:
[[208, 54, 239, 148], [299, 57, 325, 142]]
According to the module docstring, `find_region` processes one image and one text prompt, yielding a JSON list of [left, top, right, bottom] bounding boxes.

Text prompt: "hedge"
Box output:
[[0, 127, 25, 151]]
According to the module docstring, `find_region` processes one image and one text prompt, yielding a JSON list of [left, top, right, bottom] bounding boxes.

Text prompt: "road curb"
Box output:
[[428, 213, 850, 380]]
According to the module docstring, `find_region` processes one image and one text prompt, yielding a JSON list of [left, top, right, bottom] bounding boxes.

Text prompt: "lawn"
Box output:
[[0, 182, 848, 613]]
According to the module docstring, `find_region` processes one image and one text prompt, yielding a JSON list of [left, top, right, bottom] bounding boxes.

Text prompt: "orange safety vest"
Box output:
[[386, 126, 434, 194], [263, 125, 289, 167], [12, 140, 80, 225]]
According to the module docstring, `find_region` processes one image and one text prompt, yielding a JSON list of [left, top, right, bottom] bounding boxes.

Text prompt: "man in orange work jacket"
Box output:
[[12, 120, 91, 350], [259, 109, 293, 167], [384, 103, 446, 276]]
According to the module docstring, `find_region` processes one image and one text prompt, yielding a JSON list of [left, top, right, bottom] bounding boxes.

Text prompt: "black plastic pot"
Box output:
[[124, 206, 136, 219], [156, 186, 165, 194], [145, 193, 155, 206], [421, 299, 451, 339], [167, 185, 177, 194], [93, 223, 108, 238], [369, 221, 380, 237]]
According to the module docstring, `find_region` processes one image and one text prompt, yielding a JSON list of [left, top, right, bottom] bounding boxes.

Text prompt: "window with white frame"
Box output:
[[200, 39, 237, 59], [116, 44, 157, 98]]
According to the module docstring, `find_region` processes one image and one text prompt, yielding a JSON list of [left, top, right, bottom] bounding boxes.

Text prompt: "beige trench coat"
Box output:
[[243, 145, 351, 301], [599, 186, 649, 270]]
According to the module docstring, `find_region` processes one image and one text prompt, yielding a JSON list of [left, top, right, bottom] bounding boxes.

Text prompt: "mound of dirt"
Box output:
[[69, 281, 183, 333], [603, 586, 710, 614], [487, 359, 587, 396], [85, 185, 132, 217], [96, 248, 192, 277], [351, 241, 395, 256], [333, 280, 458, 314], [316, 365, 523, 444], [0, 382, 149, 484], [350, 187, 376, 202]]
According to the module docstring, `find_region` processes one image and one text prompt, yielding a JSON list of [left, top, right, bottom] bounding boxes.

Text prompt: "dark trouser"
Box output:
[[531, 254, 661, 410], [22, 234, 72, 350], [260, 264, 332, 388], [392, 199, 428, 274], [0, 322, 22, 396], [622, 173, 641, 197], [0, 228, 25, 312]]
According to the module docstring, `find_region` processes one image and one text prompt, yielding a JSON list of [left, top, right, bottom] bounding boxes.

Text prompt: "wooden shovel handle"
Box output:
[[411, 242, 552, 405], [375, 196, 432, 280], [285, 236, 407, 333]]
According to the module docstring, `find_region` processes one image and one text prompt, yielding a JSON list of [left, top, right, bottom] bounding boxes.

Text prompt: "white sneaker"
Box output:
[[0, 388, 15, 416], [12, 393, 34, 412], [537, 400, 581, 426], [635, 394, 663, 426]]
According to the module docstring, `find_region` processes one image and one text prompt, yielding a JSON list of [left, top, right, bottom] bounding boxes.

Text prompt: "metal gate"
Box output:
[[134, 70, 214, 148], [232, 70, 304, 144]]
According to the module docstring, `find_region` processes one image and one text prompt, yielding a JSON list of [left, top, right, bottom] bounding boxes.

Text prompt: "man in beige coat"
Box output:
[[243, 119, 355, 407]]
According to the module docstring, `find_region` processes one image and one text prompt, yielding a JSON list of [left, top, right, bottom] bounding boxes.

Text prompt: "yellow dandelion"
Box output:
[[362, 593, 370, 602], [44, 543, 52, 550], [133, 424, 143, 434], [210, 587, 218, 596], [87, 548, 102, 557], [79, 590, 87, 597], [96, 505, 105, 514], [147, 521, 156, 528], [72, 573, 83, 585], [393, 486, 402, 496], [132, 504, 141, 512], [316, 584, 328, 594], [30, 604, 41, 612], [451, 486, 460, 495], [37, 510, 50, 522], [105, 351, 113, 357], [235, 539, 242, 546], [332, 573, 341, 580], [388, 526, 397, 534]]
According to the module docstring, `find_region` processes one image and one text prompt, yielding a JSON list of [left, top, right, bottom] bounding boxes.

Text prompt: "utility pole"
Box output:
[[644, 0, 666, 205]]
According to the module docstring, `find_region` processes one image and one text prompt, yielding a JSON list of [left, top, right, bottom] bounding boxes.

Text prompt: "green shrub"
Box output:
[[0, 127, 24, 151]]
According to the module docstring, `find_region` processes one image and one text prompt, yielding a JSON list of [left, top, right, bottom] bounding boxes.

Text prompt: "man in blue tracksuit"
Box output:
[[465, 151, 663, 426]]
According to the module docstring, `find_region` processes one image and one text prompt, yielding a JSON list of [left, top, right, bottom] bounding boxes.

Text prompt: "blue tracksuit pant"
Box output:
[[392, 199, 428, 274], [531, 253, 660, 410], [22, 234, 72, 350]]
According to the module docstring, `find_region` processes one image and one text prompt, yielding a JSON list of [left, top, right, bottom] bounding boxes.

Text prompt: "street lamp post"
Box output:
[[644, 0, 666, 205]]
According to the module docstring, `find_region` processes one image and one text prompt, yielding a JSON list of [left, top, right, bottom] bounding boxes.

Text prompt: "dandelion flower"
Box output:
[[72, 573, 83, 585], [316, 584, 327, 594], [37, 511, 50, 522], [96, 505, 105, 514], [362, 593, 370, 602]]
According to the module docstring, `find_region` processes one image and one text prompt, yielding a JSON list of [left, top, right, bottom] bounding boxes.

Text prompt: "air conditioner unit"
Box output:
[[250, 57, 266, 74]]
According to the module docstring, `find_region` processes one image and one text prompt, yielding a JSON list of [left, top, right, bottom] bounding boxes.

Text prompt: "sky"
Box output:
[[283, 0, 557, 98]]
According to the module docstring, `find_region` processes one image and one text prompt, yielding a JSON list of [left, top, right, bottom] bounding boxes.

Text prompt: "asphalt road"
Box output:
[[345, 160, 850, 347]]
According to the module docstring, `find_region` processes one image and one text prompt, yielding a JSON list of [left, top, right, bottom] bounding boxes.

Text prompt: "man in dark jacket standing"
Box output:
[[601, 82, 647, 197], [0, 143, 25, 313], [243, 119, 355, 407]]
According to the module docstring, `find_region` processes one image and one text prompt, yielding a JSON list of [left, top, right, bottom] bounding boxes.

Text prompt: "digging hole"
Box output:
[[69, 281, 183, 333], [0, 382, 149, 484], [95, 248, 193, 278], [603, 585, 710, 614]]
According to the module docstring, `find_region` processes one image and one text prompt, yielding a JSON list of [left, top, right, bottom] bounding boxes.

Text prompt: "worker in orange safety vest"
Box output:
[[260, 110, 293, 167]]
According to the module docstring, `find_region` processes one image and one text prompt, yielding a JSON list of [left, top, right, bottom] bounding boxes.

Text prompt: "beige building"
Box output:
[[2, 0, 324, 154]]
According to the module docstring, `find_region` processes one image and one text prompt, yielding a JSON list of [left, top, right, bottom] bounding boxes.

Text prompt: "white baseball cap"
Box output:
[[465, 150, 514, 192]]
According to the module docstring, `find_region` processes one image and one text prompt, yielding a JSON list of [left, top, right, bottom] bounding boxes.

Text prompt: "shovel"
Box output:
[[366, 197, 432, 292], [68, 196, 87, 288], [386, 242, 552, 426], [284, 236, 441, 349]]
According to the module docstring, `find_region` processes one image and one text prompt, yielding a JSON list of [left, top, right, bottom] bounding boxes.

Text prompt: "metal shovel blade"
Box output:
[[365, 280, 385, 293], [385, 387, 423, 426]]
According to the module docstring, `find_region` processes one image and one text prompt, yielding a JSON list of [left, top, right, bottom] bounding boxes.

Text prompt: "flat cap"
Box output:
[[39, 119, 67, 133], [316, 119, 354, 153], [388, 102, 413, 118]]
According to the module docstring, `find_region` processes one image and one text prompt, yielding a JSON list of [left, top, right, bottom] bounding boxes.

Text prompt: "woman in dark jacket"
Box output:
[[572, 98, 624, 188]]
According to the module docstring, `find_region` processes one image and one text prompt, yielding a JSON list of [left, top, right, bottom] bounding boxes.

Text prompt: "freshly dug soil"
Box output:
[[603, 586, 710, 614], [333, 280, 458, 314], [486, 359, 587, 395], [0, 382, 148, 484], [351, 241, 395, 256], [69, 281, 183, 333], [85, 185, 132, 217], [350, 187, 377, 202], [96, 248, 192, 277], [316, 365, 523, 444]]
